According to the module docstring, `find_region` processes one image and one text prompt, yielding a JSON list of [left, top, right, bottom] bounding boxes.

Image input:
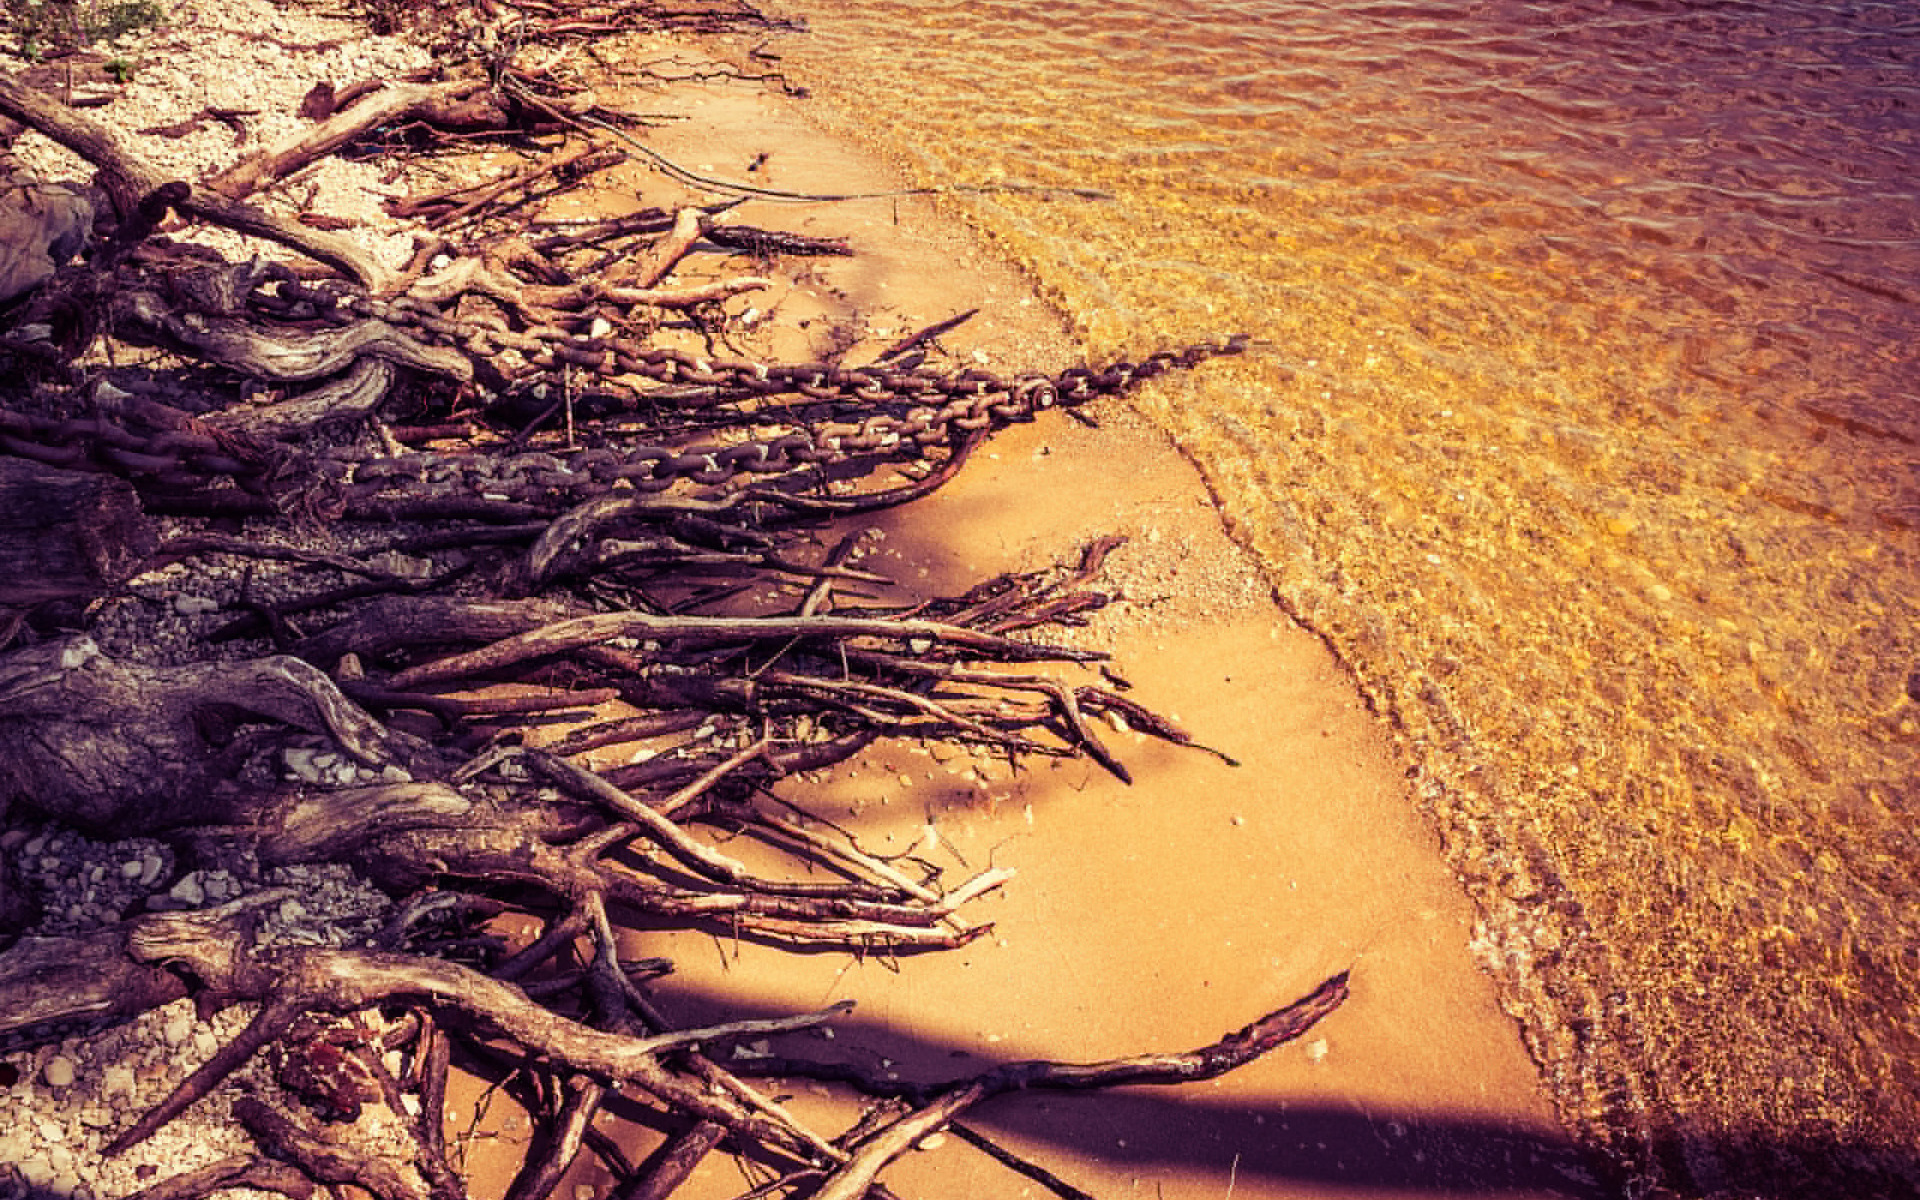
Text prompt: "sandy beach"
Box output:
[[0, 6, 1603, 1197], [443, 49, 1605, 1200]]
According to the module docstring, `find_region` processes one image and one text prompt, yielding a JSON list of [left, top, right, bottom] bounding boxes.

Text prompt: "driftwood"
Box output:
[[0, 636, 432, 832], [0, 7, 1305, 1199], [206, 79, 490, 202], [0, 459, 157, 603], [0, 74, 386, 286]]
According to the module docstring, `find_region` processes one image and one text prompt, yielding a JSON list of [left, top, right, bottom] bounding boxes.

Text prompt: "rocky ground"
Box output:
[[1, 4, 559, 1195], [4, 0, 433, 267]]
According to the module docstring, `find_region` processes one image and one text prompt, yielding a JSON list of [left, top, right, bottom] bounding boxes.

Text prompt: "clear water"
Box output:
[[773, 1, 1920, 1194]]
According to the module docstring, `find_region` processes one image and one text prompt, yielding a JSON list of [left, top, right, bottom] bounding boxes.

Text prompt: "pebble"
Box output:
[[285, 746, 320, 783], [168, 874, 205, 906], [192, 1029, 220, 1059], [102, 1063, 136, 1098], [42, 1055, 76, 1089], [171, 594, 219, 615], [163, 1010, 195, 1047]]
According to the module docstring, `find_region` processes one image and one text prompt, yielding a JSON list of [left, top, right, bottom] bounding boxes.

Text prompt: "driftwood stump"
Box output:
[[0, 460, 156, 604]]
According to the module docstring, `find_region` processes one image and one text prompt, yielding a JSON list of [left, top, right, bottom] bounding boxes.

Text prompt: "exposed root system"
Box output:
[[0, 3, 1339, 1197]]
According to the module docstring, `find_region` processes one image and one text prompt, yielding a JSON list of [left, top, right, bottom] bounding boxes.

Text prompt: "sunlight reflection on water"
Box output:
[[777, 0, 1920, 1192]]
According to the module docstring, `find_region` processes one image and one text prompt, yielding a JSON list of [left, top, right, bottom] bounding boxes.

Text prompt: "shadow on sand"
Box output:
[[624, 981, 1917, 1200]]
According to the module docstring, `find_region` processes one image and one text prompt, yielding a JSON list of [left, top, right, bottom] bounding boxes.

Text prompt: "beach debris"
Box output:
[[0, 2, 1303, 1197]]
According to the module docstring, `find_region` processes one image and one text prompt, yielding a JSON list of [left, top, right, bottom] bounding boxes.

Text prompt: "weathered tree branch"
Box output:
[[0, 76, 384, 286]]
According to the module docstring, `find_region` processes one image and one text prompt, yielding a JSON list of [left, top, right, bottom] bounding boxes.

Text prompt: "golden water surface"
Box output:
[[768, 1, 1920, 1195]]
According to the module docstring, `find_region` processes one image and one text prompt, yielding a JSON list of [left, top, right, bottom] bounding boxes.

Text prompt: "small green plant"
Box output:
[[91, 0, 163, 41], [6, 0, 165, 58], [104, 53, 134, 82]]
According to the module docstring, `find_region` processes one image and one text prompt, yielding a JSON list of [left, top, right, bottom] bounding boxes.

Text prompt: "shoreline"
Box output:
[[467, 32, 1606, 1200], [0, 5, 1599, 1197]]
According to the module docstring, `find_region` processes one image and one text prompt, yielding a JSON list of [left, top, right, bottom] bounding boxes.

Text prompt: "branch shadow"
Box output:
[[639, 979, 1920, 1200]]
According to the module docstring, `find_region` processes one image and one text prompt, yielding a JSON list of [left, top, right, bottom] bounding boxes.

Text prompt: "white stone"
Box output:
[[288, 758, 322, 786], [18, 1156, 54, 1189], [42, 1055, 75, 1089], [168, 874, 205, 906], [192, 1029, 219, 1059], [163, 1010, 195, 1046], [171, 594, 219, 615], [139, 851, 167, 887], [121, 858, 146, 880], [101, 1063, 136, 1098]]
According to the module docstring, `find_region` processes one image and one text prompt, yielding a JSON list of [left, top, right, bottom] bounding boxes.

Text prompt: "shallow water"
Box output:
[[772, 0, 1920, 1194]]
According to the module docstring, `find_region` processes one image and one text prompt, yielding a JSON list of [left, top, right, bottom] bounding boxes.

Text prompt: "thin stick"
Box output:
[[948, 1122, 1098, 1200], [391, 610, 1098, 689]]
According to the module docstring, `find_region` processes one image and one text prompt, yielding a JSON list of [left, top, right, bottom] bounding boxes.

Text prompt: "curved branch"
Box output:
[[0, 76, 384, 286]]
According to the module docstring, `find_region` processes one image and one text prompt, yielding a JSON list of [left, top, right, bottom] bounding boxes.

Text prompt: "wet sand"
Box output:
[[448, 57, 1605, 1200]]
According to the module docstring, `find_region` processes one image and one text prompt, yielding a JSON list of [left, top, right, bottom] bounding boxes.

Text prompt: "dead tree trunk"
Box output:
[[0, 460, 157, 604], [0, 637, 434, 833]]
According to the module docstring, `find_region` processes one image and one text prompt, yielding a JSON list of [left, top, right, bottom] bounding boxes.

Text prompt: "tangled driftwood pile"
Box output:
[[0, 3, 1343, 1197]]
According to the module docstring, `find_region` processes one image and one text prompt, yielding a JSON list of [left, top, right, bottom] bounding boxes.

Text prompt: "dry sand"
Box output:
[[443, 59, 1607, 1200]]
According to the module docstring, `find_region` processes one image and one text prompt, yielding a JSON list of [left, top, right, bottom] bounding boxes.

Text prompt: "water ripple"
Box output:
[[785, 0, 1920, 1193]]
